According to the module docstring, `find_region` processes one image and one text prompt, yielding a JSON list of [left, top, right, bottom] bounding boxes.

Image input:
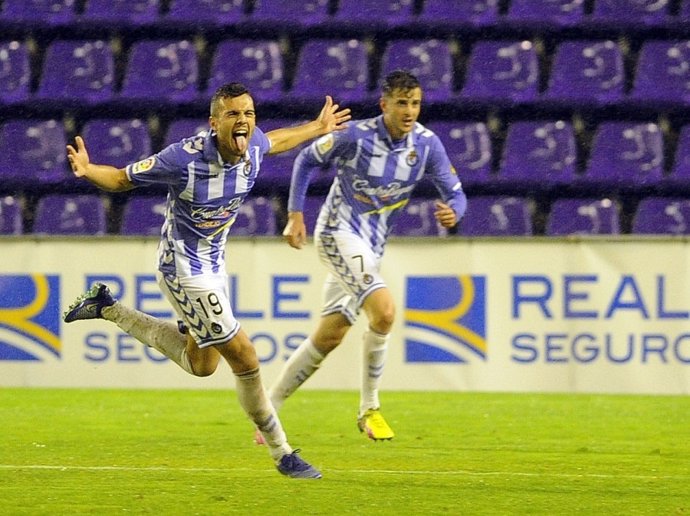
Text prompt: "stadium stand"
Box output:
[[632, 198, 690, 234], [390, 199, 448, 237], [231, 196, 279, 236], [0, 195, 23, 235], [120, 196, 167, 236], [33, 194, 107, 235], [458, 196, 534, 236], [546, 198, 621, 235], [1, 0, 689, 235]]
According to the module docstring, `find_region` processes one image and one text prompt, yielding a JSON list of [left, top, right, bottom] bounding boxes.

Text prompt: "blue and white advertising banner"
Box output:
[[1, 237, 690, 394]]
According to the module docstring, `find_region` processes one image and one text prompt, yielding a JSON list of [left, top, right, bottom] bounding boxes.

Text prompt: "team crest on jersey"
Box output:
[[243, 160, 252, 177], [316, 134, 334, 155], [406, 150, 418, 167], [132, 157, 155, 174]]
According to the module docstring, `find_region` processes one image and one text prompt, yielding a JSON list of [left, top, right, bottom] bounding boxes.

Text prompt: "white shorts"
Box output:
[[315, 229, 386, 325], [157, 270, 240, 348]]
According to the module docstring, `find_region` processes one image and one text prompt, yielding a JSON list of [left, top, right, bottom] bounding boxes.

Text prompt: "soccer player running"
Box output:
[[62, 82, 350, 479], [263, 70, 467, 441]]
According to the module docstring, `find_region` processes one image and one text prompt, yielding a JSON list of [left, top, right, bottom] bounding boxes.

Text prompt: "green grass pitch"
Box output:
[[1, 388, 688, 515]]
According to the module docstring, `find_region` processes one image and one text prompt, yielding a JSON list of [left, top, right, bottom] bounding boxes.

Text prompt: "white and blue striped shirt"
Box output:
[[289, 115, 467, 256], [125, 128, 271, 277]]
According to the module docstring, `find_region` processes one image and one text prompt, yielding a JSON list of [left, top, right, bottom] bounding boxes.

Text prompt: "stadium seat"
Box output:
[[33, 194, 107, 235], [248, 0, 330, 30], [35, 40, 115, 107], [0, 119, 69, 187], [630, 40, 690, 108], [546, 198, 620, 235], [120, 40, 199, 105], [417, 0, 499, 29], [460, 41, 540, 106], [379, 39, 454, 106], [207, 40, 284, 104], [82, 119, 152, 169], [498, 120, 577, 190], [632, 197, 690, 234], [506, 0, 584, 27], [80, 0, 160, 28], [458, 196, 533, 236], [544, 40, 625, 108], [0, 0, 76, 27], [120, 196, 166, 236], [331, 0, 415, 30], [581, 121, 664, 189], [163, 119, 208, 148], [290, 39, 370, 105], [163, 0, 246, 28], [390, 199, 447, 237], [0, 40, 31, 105], [424, 121, 494, 190], [0, 195, 23, 235], [590, 0, 671, 28], [231, 196, 278, 236], [303, 195, 326, 235], [668, 124, 690, 187]]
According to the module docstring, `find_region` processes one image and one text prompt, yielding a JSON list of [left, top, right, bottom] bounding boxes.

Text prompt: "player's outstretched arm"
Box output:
[[266, 96, 350, 155], [67, 136, 134, 192]]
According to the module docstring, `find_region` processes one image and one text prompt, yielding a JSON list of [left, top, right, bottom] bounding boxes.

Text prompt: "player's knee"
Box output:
[[191, 360, 218, 377], [369, 307, 394, 334]]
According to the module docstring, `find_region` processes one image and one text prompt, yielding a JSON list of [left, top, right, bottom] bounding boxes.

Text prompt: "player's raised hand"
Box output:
[[66, 136, 91, 178], [316, 95, 351, 134], [434, 201, 458, 228], [282, 212, 308, 249]]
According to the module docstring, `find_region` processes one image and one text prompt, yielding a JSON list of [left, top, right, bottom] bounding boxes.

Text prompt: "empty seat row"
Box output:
[[3, 193, 689, 237], [2, 0, 690, 31], [2, 38, 690, 109], [2, 117, 689, 192]]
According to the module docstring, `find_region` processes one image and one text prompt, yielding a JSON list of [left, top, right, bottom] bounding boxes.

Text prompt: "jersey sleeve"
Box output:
[[426, 135, 468, 220], [125, 140, 197, 187]]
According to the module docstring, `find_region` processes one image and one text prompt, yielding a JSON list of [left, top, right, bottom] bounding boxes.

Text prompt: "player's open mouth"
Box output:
[[233, 129, 248, 152]]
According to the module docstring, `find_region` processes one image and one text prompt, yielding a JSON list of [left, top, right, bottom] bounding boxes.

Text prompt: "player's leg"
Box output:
[[215, 328, 321, 479]]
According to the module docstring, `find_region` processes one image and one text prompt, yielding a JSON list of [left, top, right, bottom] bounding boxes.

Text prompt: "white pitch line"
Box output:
[[0, 464, 687, 481]]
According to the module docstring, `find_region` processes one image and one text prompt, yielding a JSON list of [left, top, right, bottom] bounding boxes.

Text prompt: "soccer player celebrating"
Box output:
[[63, 82, 350, 478], [264, 70, 467, 441]]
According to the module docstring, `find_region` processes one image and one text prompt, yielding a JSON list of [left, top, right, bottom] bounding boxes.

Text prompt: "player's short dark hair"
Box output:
[[210, 82, 251, 116], [381, 70, 421, 97]]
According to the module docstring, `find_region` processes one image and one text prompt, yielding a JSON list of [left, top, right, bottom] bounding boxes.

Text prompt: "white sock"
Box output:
[[236, 368, 292, 462], [360, 328, 389, 417], [102, 304, 194, 374], [268, 338, 325, 412]]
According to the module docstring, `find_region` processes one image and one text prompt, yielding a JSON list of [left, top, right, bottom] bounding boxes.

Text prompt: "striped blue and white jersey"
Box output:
[[288, 115, 467, 256], [125, 128, 271, 277]]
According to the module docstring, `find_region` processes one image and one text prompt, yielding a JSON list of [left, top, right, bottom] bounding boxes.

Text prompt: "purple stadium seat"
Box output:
[[546, 198, 620, 235], [255, 118, 314, 193], [424, 121, 493, 189], [631, 41, 690, 108], [0, 196, 23, 235], [82, 119, 152, 169], [544, 40, 624, 107], [120, 40, 199, 104], [0, 0, 76, 27], [121, 196, 166, 236], [418, 0, 499, 29], [498, 120, 577, 189], [0, 119, 69, 187], [0, 41, 30, 105], [207, 40, 284, 104], [506, 0, 584, 27], [459, 196, 533, 236], [33, 194, 107, 235], [36, 40, 115, 106], [379, 40, 454, 105], [303, 195, 326, 235], [231, 196, 278, 236], [164, 0, 245, 28], [668, 124, 690, 186], [590, 0, 671, 27], [332, 0, 415, 30], [632, 198, 690, 234], [81, 0, 160, 27], [460, 41, 539, 105], [582, 122, 664, 188], [163, 119, 208, 148], [390, 199, 447, 237], [248, 0, 330, 30], [291, 39, 370, 105]]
